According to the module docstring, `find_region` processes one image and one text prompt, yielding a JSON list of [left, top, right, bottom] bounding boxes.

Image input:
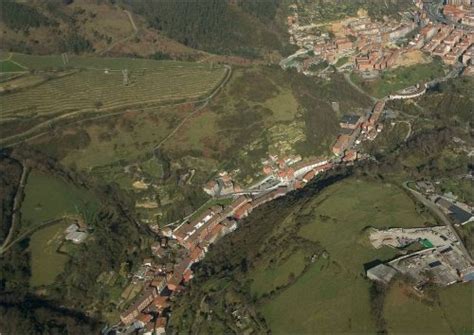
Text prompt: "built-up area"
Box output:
[[366, 179, 474, 289], [110, 2, 474, 334], [281, 0, 474, 76], [112, 91, 392, 334]]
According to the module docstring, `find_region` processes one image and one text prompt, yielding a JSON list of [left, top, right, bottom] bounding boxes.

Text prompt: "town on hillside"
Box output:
[[281, 0, 474, 76], [106, 1, 474, 334]]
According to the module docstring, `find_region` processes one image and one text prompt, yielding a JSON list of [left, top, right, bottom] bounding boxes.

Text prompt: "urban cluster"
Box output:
[[115, 154, 336, 333], [281, 0, 474, 76], [332, 100, 385, 159]]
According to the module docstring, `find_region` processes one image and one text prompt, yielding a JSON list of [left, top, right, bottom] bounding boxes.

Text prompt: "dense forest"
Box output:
[[123, 0, 287, 57], [0, 1, 56, 30]]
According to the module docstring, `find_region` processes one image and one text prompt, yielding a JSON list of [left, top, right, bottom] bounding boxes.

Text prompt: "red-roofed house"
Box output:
[[183, 268, 193, 282], [152, 296, 170, 310], [263, 165, 273, 175], [303, 170, 316, 183], [233, 203, 253, 220]]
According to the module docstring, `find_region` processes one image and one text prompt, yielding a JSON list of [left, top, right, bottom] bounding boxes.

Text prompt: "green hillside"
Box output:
[[168, 175, 460, 333]]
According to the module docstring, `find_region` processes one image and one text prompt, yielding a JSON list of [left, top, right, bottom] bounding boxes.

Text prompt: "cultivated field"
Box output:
[[0, 58, 226, 119], [0, 53, 227, 146], [259, 178, 438, 333]]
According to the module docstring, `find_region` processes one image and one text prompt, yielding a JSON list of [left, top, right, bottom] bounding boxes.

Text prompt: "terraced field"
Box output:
[[8, 53, 208, 72], [0, 64, 226, 119]]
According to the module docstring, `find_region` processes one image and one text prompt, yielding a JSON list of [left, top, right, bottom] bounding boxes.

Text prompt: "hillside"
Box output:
[[168, 171, 471, 334], [124, 0, 289, 59], [0, 0, 201, 59], [0, 0, 290, 61]]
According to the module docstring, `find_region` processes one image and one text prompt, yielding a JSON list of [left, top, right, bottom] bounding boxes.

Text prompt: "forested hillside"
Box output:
[[124, 0, 289, 58]]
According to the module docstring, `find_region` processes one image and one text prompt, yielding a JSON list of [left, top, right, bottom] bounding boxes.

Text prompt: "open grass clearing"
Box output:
[[60, 110, 176, 169], [261, 258, 376, 334], [384, 281, 472, 334], [262, 89, 299, 122], [352, 61, 446, 98], [251, 250, 306, 298], [29, 221, 70, 287]]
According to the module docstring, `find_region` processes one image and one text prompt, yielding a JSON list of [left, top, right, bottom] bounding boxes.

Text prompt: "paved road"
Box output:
[[0, 164, 28, 255], [343, 72, 377, 102], [403, 182, 473, 263]]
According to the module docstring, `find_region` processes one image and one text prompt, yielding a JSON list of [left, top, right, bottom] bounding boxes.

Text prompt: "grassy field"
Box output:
[[352, 60, 445, 98], [259, 178, 437, 334], [8, 53, 206, 72], [251, 250, 306, 298], [29, 221, 70, 287], [384, 281, 473, 334], [21, 170, 99, 229], [0, 60, 26, 72], [60, 108, 180, 169]]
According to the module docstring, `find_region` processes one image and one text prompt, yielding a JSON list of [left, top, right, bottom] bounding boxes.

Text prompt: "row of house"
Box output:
[[419, 24, 473, 64], [332, 101, 386, 157]]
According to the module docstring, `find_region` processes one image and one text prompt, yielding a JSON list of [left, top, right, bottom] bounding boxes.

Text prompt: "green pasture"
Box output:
[[384, 281, 473, 334], [29, 221, 70, 287], [21, 170, 99, 229], [0, 60, 26, 73], [61, 109, 175, 169], [251, 250, 307, 298], [259, 178, 437, 333]]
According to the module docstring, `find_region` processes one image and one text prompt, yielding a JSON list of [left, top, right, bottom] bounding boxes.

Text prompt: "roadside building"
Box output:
[[303, 170, 316, 183], [150, 276, 167, 293], [332, 134, 351, 156], [233, 203, 253, 220], [339, 115, 361, 129], [120, 287, 158, 325]]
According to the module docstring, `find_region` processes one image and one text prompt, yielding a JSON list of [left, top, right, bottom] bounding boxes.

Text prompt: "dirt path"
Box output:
[[124, 10, 138, 33], [98, 9, 138, 56], [154, 65, 232, 149]]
